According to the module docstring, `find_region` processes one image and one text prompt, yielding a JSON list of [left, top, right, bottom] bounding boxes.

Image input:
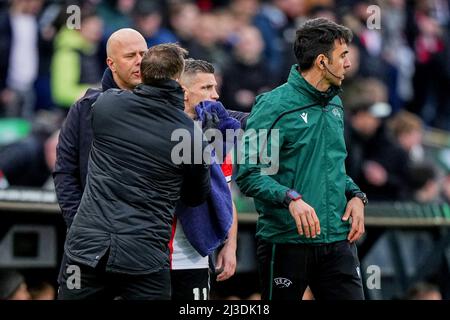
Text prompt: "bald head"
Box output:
[[106, 28, 146, 58], [105, 28, 148, 90]]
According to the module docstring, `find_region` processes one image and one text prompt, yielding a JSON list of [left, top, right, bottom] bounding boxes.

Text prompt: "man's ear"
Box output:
[[181, 86, 189, 102], [316, 54, 327, 69], [106, 57, 115, 72]]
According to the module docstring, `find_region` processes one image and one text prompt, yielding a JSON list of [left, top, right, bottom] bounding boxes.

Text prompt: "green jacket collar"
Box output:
[[287, 65, 342, 106]]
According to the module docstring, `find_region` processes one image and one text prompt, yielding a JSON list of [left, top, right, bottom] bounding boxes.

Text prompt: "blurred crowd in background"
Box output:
[[1, 0, 450, 300], [1, 0, 450, 202]]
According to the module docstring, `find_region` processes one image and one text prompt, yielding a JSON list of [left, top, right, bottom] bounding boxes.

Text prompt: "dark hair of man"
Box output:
[[184, 58, 215, 76], [140, 43, 188, 85], [294, 18, 353, 72], [406, 282, 441, 300]]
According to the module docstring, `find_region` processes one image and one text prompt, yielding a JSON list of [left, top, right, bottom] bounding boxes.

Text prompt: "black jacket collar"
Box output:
[[288, 65, 342, 106], [133, 80, 185, 111], [101, 68, 119, 92]]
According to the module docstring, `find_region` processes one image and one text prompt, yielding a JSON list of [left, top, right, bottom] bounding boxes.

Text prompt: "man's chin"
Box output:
[[131, 80, 141, 87]]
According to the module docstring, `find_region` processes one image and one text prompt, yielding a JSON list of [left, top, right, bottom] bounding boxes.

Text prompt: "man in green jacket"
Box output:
[[236, 18, 367, 300]]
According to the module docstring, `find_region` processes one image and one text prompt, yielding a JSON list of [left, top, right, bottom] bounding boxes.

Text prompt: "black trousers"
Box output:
[[57, 254, 170, 300], [257, 239, 365, 300], [171, 268, 210, 300]]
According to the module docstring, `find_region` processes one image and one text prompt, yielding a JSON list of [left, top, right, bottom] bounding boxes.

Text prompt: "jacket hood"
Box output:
[[54, 28, 95, 53], [133, 80, 185, 110], [101, 68, 119, 91], [288, 65, 342, 106]]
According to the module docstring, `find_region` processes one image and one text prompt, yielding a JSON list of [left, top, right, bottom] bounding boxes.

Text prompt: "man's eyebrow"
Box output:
[[341, 50, 349, 55], [123, 51, 137, 56]]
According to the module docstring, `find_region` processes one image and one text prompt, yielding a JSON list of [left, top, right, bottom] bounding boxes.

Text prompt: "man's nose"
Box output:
[[212, 89, 219, 100], [344, 57, 351, 69]]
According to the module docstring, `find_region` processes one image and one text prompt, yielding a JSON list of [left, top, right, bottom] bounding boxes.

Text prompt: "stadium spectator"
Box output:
[[406, 0, 450, 131], [342, 0, 389, 82], [344, 79, 410, 201], [168, 0, 200, 49], [221, 25, 274, 112], [407, 163, 441, 204], [440, 157, 450, 203], [97, 0, 135, 37], [227, 0, 284, 75], [0, 0, 44, 118], [388, 110, 425, 163], [50, 9, 103, 109], [0, 111, 60, 188], [186, 13, 231, 73], [132, 0, 177, 48], [272, 0, 308, 81]]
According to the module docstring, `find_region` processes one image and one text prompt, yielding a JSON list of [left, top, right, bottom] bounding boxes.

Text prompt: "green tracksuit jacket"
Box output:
[[236, 65, 361, 244]]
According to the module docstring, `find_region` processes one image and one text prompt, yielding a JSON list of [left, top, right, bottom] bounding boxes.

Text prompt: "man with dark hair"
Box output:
[[58, 43, 210, 300], [140, 44, 187, 84], [0, 270, 31, 300], [237, 18, 366, 300], [169, 58, 239, 300], [293, 18, 353, 75], [182, 59, 216, 119], [406, 282, 442, 300], [182, 59, 249, 127]]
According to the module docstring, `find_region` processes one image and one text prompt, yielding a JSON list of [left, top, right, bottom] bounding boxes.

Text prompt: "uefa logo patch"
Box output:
[[274, 277, 293, 288], [332, 107, 342, 119]]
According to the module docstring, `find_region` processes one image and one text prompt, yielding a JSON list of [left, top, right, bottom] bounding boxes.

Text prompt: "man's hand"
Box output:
[[0, 88, 15, 106], [363, 160, 387, 186], [288, 199, 320, 238], [203, 109, 220, 131], [342, 197, 365, 243], [215, 240, 236, 282]]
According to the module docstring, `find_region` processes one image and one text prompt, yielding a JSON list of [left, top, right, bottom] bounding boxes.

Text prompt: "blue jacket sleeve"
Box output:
[[227, 110, 249, 130], [53, 102, 83, 228]]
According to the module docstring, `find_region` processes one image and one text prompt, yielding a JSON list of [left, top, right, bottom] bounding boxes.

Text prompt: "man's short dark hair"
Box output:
[[0, 270, 25, 300], [140, 43, 188, 85], [294, 18, 353, 71], [406, 282, 441, 300], [184, 58, 215, 76]]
